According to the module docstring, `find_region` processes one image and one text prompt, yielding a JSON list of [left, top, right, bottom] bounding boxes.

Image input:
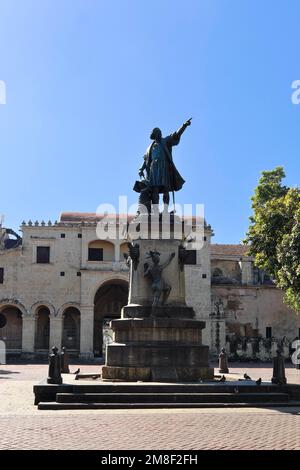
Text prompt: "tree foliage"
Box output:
[[244, 166, 300, 312]]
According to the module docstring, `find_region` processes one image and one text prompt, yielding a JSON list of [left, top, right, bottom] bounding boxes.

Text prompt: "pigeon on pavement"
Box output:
[[244, 373, 252, 380]]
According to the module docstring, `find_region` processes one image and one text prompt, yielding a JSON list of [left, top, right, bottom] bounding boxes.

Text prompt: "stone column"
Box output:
[[49, 315, 63, 351], [241, 260, 253, 285], [115, 242, 120, 262], [80, 305, 94, 360], [21, 315, 36, 356]]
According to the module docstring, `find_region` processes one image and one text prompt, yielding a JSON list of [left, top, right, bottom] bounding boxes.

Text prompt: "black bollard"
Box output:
[[61, 346, 70, 374], [47, 346, 62, 384], [219, 347, 229, 374], [272, 349, 287, 385]]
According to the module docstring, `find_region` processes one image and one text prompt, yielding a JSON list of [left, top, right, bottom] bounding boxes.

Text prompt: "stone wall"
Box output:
[[185, 230, 212, 347], [212, 285, 300, 361], [1, 217, 300, 362], [211, 259, 241, 282], [0, 222, 130, 357]]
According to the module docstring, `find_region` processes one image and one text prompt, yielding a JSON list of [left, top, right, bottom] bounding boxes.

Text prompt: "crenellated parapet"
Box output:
[[22, 220, 57, 227]]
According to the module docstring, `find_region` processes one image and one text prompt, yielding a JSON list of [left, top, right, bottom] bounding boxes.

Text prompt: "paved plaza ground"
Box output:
[[0, 362, 299, 450]]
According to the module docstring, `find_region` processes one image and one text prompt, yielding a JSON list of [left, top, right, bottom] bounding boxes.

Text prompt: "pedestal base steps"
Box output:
[[102, 317, 214, 382], [34, 381, 300, 410], [102, 365, 213, 382]]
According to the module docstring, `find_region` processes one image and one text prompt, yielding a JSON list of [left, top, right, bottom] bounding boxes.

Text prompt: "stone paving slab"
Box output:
[[1, 362, 299, 383], [0, 411, 299, 450], [0, 363, 299, 450]]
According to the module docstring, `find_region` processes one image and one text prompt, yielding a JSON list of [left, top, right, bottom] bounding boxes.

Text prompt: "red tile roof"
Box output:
[[59, 212, 135, 224], [210, 244, 250, 256]]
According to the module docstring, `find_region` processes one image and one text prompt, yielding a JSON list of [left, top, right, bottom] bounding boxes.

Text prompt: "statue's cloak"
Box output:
[[134, 132, 185, 194]]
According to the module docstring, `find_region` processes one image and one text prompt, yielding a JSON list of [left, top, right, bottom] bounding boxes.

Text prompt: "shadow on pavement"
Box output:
[[0, 369, 20, 375]]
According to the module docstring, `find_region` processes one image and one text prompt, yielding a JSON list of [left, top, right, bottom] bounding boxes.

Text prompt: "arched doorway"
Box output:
[[0, 306, 22, 352], [62, 307, 80, 353], [35, 306, 50, 351], [94, 280, 128, 357]]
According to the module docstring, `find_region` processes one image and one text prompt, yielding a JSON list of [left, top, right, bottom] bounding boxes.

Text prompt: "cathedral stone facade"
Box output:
[[0, 212, 299, 361]]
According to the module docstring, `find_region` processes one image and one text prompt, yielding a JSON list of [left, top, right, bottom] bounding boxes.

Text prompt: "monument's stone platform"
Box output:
[[34, 381, 300, 409], [111, 317, 205, 342], [102, 317, 214, 382], [100, 229, 215, 382]]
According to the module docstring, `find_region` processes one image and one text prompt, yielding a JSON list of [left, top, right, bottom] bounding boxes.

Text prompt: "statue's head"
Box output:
[[147, 250, 161, 265], [150, 127, 162, 141]]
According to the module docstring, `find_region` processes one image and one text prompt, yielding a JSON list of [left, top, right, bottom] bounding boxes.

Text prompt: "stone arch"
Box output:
[[62, 306, 81, 353], [93, 278, 128, 357], [89, 274, 129, 307], [212, 268, 224, 278], [34, 305, 50, 351], [0, 299, 28, 317], [0, 302, 23, 352], [120, 241, 129, 260], [57, 302, 81, 318], [30, 301, 56, 317]]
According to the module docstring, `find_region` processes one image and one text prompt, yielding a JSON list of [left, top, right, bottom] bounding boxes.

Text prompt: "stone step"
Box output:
[[38, 401, 300, 411], [70, 384, 284, 394], [56, 392, 289, 404], [75, 373, 101, 381], [34, 382, 300, 405]]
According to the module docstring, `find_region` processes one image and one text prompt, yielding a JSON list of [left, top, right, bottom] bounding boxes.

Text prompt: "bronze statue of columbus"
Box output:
[[134, 118, 192, 213]]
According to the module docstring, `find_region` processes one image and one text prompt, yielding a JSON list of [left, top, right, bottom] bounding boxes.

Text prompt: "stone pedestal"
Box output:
[[103, 219, 213, 382], [122, 304, 194, 319], [102, 317, 213, 381], [128, 238, 186, 307]]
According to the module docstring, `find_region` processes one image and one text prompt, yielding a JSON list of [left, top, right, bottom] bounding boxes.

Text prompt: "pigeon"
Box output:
[[219, 375, 226, 382], [256, 378, 262, 386], [244, 373, 252, 380], [73, 368, 80, 375]]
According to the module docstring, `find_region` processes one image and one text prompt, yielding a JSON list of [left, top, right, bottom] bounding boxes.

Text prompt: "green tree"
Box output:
[[244, 167, 300, 312]]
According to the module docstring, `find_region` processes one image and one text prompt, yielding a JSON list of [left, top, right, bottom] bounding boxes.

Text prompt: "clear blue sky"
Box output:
[[1, 0, 299, 243]]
